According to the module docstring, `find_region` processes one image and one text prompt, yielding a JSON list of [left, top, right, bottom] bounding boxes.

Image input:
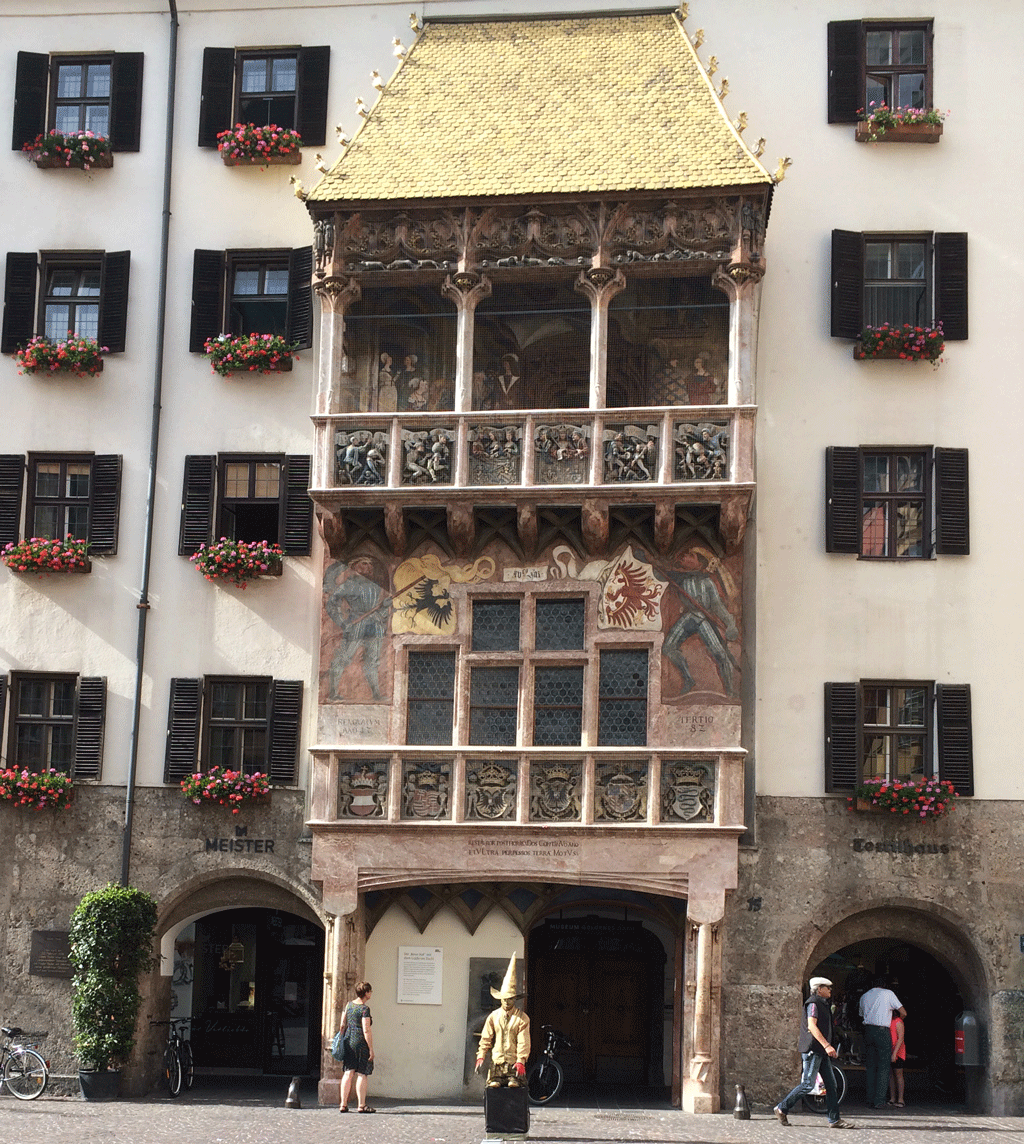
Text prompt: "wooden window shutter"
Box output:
[[0, 455, 25, 547], [831, 230, 864, 339], [268, 680, 303, 783], [934, 447, 969, 556], [825, 446, 861, 553], [0, 676, 7, 747], [934, 232, 968, 341], [12, 52, 48, 150], [287, 246, 313, 350], [98, 251, 131, 353], [936, 684, 973, 796], [281, 455, 313, 555], [73, 677, 107, 779], [179, 455, 216, 555], [1, 252, 39, 354], [110, 53, 145, 152], [825, 682, 860, 792], [89, 455, 122, 555], [165, 677, 202, 782], [827, 21, 863, 124], [198, 48, 236, 147], [190, 249, 225, 353], [295, 46, 330, 147]]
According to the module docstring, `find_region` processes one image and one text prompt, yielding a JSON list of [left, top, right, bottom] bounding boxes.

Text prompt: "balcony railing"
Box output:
[[309, 747, 745, 829], [312, 405, 755, 496]]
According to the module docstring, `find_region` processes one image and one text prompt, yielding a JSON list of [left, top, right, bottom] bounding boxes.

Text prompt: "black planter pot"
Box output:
[[78, 1069, 121, 1100]]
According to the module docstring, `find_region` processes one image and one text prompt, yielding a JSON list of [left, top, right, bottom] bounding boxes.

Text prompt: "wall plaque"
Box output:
[[30, 930, 72, 979]]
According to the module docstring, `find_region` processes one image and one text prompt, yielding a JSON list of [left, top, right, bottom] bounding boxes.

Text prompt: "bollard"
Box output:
[[285, 1076, 302, 1108], [733, 1083, 751, 1120]]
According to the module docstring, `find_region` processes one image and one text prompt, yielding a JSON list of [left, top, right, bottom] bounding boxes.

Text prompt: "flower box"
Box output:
[[32, 151, 114, 169], [22, 130, 114, 171], [2, 537, 91, 574], [221, 357, 293, 374], [855, 123, 943, 144], [15, 335, 106, 377], [202, 333, 298, 377], [190, 538, 285, 588], [221, 152, 301, 167], [848, 776, 957, 820], [180, 767, 271, 814], [0, 767, 74, 810], [216, 124, 303, 167], [854, 323, 944, 365]]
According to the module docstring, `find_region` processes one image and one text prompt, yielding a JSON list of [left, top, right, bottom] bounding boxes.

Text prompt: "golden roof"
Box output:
[[308, 11, 772, 204]]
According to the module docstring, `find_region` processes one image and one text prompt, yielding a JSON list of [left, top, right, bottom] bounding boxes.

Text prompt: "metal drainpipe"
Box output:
[[120, 0, 179, 885]]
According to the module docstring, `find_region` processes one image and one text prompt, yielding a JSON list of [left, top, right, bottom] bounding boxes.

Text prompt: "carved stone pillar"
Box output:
[[683, 918, 721, 1114], [318, 886, 365, 1107], [575, 267, 626, 409], [314, 277, 362, 415], [712, 263, 763, 408], [441, 272, 492, 412]]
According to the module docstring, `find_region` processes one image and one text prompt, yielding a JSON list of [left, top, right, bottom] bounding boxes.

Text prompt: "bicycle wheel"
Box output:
[[802, 1063, 845, 1114], [526, 1058, 564, 1104], [179, 1040, 194, 1090], [3, 1047, 48, 1100], [163, 1045, 183, 1097]]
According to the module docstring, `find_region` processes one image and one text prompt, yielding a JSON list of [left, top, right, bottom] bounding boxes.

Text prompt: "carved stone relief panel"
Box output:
[[401, 759, 452, 820], [674, 422, 730, 481], [338, 759, 388, 818], [465, 759, 518, 821], [594, 761, 648, 822], [402, 428, 454, 485], [661, 760, 715, 823], [529, 760, 583, 822], [468, 425, 522, 485], [335, 429, 388, 486], [534, 424, 590, 484], [602, 424, 659, 483]]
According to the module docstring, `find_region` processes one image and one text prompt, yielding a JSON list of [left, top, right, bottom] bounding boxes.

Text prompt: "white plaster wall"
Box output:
[[364, 902, 523, 1099]]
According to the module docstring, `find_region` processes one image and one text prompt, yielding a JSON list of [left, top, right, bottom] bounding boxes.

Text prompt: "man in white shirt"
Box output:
[[859, 977, 906, 1109]]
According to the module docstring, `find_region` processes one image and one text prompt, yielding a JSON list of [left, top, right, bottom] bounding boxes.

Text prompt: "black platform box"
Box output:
[[484, 1085, 530, 1136]]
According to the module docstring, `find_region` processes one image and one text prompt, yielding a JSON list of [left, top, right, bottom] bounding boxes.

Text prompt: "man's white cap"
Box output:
[[809, 976, 833, 990]]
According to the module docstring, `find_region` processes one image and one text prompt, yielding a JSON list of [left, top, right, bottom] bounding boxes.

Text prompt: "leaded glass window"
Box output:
[[472, 600, 521, 651], [535, 598, 585, 650], [598, 650, 648, 746], [406, 651, 456, 745], [533, 666, 584, 746], [469, 667, 519, 745]]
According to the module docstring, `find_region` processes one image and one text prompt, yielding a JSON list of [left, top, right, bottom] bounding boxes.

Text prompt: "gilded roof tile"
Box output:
[[308, 12, 771, 204]]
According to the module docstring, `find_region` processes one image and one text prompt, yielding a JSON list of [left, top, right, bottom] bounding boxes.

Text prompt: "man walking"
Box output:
[[773, 977, 855, 1129], [859, 976, 906, 1109]]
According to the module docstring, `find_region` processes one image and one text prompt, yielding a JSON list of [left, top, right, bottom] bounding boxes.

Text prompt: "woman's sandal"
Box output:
[[339, 1105, 348, 1113], [357, 1106, 376, 1113]]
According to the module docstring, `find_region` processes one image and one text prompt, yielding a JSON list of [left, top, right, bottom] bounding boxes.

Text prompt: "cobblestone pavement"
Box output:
[[3, 1087, 1024, 1144]]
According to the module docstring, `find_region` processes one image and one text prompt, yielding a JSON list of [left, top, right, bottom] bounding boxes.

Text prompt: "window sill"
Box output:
[[30, 152, 114, 169], [221, 152, 302, 167], [855, 123, 942, 144]]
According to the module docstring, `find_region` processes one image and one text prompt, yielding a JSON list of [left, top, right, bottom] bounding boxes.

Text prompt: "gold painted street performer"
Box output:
[[475, 953, 531, 1087]]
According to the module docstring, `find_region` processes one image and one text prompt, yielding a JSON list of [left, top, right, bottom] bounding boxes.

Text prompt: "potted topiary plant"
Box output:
[[68, 883, 159, 1100]]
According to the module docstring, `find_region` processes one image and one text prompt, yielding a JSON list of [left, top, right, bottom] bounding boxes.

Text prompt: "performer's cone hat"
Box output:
[[490, 952, 522, 1000]]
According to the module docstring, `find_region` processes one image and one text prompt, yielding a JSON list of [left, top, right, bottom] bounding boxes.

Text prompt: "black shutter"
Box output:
[[827, 22, 863, 124], [190, 249, 225, 353], [165, 678, 202, 782], [295, 46, 330, 146], [89, 455, 122, 555], [73, 677, 107, 779], [825, 682, 860, 792], [281, 455, 313, 555], [934, 232, 968, 341], [936, 684, 973, 796], [831, 230, 864, 339], [110, 53, 145, 152], [179, 455, 216, 555], [0, 675, 7, 748], [268, 680, 303, 783], [0, 455, 25, 547], [287, 246, 313, 350], [1, 252, 39, 354], [98, 251, 131, 353], [198, 48, 236, 147], [934, 447, 969, 556], [825, 447, 861, 554], [12, 52, 48, 151]]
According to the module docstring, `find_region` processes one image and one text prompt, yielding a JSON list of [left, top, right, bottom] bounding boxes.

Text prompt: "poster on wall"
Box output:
[[397, 946, 443, 1005]]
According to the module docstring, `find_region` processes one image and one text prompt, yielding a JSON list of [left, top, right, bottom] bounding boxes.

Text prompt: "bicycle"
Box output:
[[0, 1025, 49, 1100], [151, 1018, 193, 1097], [802, 1060, 847, 1114], [526, 1025, 573, 1105]]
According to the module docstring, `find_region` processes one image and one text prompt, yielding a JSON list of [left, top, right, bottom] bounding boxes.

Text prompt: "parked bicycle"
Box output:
[[150, 1018, 193, 1097], [526, 1025, 573, 1105], [0, 1025, 49, 1100], [802, 1060, 847, 1114]]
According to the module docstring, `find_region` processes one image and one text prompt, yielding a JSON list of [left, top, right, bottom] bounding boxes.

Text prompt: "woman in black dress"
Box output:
[[339, 981, 376, 1113]]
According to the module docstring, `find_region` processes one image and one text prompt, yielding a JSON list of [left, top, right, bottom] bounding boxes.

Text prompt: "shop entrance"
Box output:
[[810, 937, 966, 1105], [175, 908, 324, 1077], [527, 915, 667, 1087]]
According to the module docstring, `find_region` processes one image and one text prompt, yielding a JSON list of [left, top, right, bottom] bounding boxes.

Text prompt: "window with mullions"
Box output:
[[238, 53, 298, 127], [219, 458, 283, 542], [1, 672, 107, 777], [863, 239, 925, 328], [861, 450, 927, 558], [28, 457, 92, 540], [53, 58, 112, 135], [598, 649, 649, 746], [862, 683, 927, 782], [43, 260, 101, 340], [206, 678, 269, 771], [228, 256, 290, 336], [827, 20, 933, 124]]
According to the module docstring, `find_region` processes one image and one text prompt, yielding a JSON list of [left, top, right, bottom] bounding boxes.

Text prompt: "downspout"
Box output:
[[121, 0, 178, 885]]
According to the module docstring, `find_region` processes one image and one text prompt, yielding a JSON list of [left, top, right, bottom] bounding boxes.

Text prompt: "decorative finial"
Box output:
[[355, 96, 369, 118], [717, 78, 729, 100], [410, 12, 421, 31], [773, 156, 793, 183], [706, 55, 718, 76], [678, 3, 688, 21], [335, 126, 349, 146], [753, 137, 766, 158], [393, 37, 407, 60], [289, 176, 307, 201], [371, 69, 384, 91], [692, 28, 704, 49], [734, 112, 748, 134], [314, 153, 329, 174]]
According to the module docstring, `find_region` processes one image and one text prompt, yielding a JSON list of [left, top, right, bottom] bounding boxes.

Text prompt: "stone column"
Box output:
[[318, 882, 366, 1106], [683, 917, 722, 1113], [313, 277, 362, 415], [441, 272, 491, 412], [575, 267, 626, 410], [712, 264, 763, 408]]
